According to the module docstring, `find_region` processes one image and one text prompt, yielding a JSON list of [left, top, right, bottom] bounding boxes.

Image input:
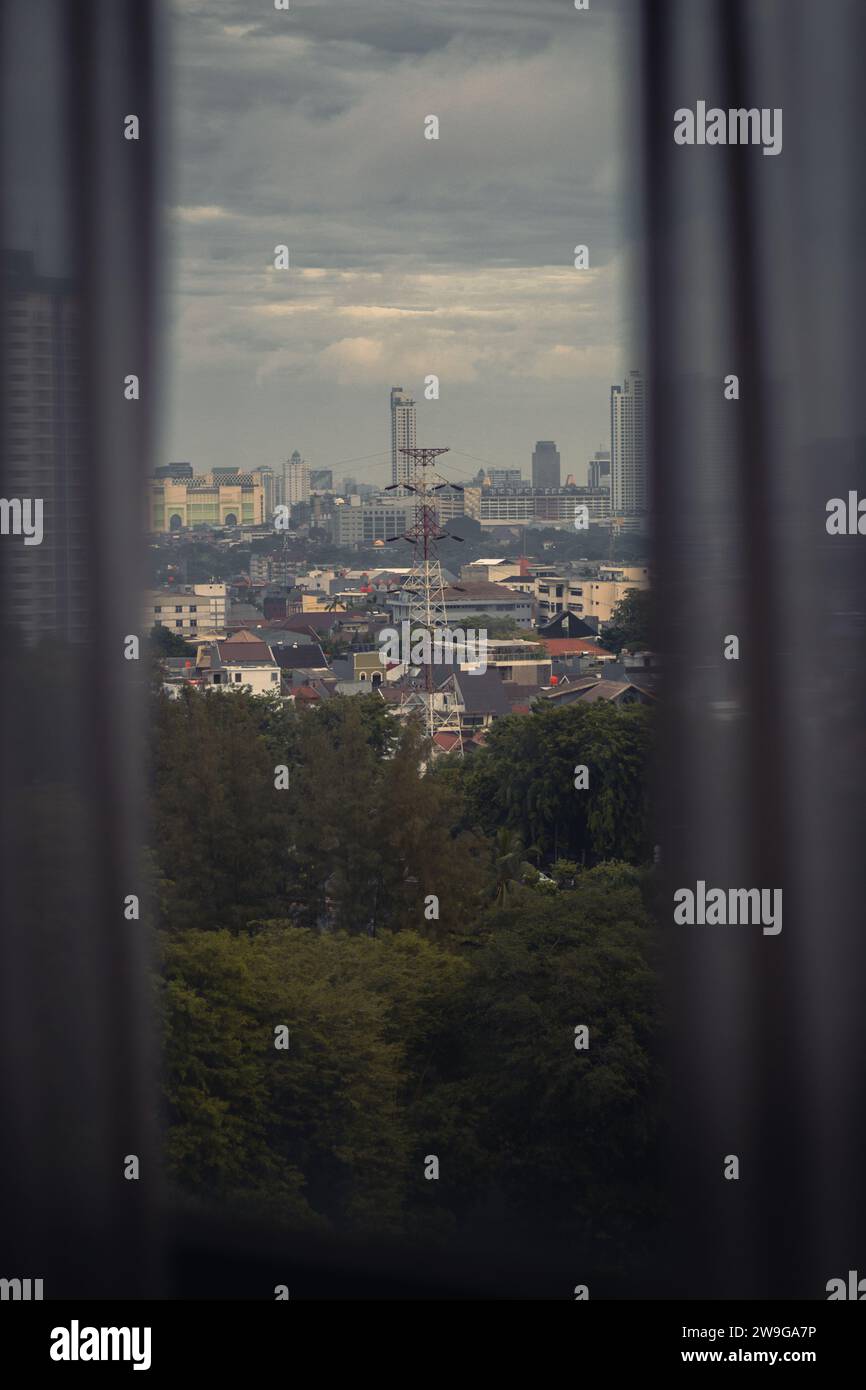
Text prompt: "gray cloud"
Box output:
[[165, 0, 635, 484]]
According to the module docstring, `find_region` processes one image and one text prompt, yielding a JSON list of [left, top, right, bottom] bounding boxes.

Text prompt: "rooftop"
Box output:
[[271, 643, 329, 671], [214, 630, 275, 665], [452, 668, 512, 716], [541, 638, 610, 658]]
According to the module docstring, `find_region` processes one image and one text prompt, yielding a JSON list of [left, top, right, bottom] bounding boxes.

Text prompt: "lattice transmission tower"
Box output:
[[385, 445, 464, 753]]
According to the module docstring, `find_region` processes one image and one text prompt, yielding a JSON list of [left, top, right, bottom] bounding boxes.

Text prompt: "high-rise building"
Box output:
[[253, 466, 277, 518], [1, 250, 88, 642], [587, 449, 611, 490], [310, 468, 333, 491], [610, 371, 646, 515], [284, 450, 310, 507], [532, 441, 560, 489], [390, 386, 417, 487], [472, 467, 522, 487], [275, 450, 308, 507]]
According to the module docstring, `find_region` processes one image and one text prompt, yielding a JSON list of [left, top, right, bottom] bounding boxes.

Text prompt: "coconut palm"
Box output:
[[491, 827, 538, 904]]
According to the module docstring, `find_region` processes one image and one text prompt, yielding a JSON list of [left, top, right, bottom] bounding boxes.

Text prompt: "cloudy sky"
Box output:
[[164, 0, 636, 489]]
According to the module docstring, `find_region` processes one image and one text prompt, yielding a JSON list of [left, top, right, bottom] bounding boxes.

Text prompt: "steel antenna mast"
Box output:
[[384, 445, 464, 754]]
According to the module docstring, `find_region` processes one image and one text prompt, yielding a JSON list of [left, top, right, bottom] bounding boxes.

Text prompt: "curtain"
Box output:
[[0, 0, 162, 1297], [643, 0, 866, 1296]]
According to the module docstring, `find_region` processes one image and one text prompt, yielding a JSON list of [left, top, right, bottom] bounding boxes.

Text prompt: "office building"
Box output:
[[610, 370, 646, 515], [476, 485, 610, 529], [532, 441, 560, 490], [475, 467, 522, 488], [252, 466, 277, 519], [587, 449, 611, 490], [331, 498, 414, 547], [390, 386, 417, 487], [284, 450, 310, 508]]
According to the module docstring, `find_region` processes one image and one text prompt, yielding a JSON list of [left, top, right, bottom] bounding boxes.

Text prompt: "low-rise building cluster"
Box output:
[[151, 552, 655, 753]]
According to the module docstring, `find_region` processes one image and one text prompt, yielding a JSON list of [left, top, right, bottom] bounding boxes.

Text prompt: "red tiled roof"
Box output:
[[432, 731, 462, 751]]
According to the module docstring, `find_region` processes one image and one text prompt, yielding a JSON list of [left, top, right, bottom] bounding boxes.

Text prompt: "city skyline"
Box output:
[[161, 371, 642, 504]]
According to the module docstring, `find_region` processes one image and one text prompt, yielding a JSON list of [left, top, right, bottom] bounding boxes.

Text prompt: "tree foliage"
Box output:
[[158, 869, 661, 1253], [152, 688, 487, 935], [457, 700, 653, 866], [602, 588, 653, 652], [151, 678, 661, 1261], [149, 623, 194, 656]]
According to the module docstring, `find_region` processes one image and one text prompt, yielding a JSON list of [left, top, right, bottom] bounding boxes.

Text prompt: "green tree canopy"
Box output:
[[150, 623, 194, 656], [602, 588, 653, 651], [457, 700, 653, 867], [157, 867, 661, 1256]]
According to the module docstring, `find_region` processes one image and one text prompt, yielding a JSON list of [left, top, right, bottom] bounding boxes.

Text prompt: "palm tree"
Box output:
[[491, 827, 536, 904]]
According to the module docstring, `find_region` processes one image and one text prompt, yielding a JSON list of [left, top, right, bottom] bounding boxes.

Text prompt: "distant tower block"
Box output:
[[286, 450, 309, 506], [610, 371, 645, 515], [390, 386, 417, 488], [532, 441, 560, 489]]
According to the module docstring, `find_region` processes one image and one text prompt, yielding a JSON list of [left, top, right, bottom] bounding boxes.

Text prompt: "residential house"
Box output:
[[204, 629, 281, 694]]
